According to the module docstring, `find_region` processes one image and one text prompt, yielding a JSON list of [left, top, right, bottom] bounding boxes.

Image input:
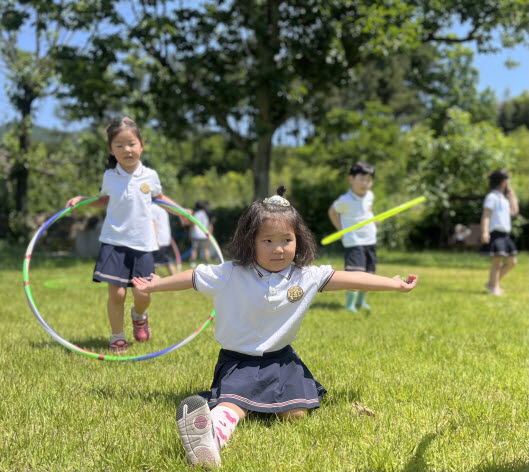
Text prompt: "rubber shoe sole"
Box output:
[[176, 395, 221, 467]]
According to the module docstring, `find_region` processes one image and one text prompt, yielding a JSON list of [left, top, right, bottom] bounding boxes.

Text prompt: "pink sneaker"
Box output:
[[109, 338, 128, 353], [131, 309, 151, 342], [176, 395, 221, 467]]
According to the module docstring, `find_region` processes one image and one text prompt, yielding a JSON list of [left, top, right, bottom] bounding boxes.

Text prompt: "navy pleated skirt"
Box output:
[[479, 231, 518, 257], [93, 243, 155, 287], [199, 345, 326, 414]]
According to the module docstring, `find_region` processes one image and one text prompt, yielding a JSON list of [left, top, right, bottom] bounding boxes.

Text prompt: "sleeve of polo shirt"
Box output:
[[150, 171, 162, 197], [100, 170, 110, 196], [483, 192, 496, 211], [307, 264, 335, 292], [192, 262, 234, 296], [332, 195, 346, 214]]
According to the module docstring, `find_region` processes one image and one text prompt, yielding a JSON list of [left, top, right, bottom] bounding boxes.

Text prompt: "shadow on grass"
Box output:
[[310, 301, 344, 310], [476, 463, 529, 472], [401, 432, 436, 472], [30, 336, 110, 352]]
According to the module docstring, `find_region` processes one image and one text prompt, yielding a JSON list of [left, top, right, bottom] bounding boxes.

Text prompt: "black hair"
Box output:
[[226, 186, 317, 268], [349, 161, 375, 178], [488, 169, 509, 189], [105, 117, 144, 168]]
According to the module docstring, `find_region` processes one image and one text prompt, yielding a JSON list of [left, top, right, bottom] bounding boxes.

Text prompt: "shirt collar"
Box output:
[[116, 162, 144, 177], [253, 263, 295, 280]]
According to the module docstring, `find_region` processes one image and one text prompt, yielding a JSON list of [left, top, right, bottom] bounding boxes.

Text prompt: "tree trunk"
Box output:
[[252, 131, 274, 200]]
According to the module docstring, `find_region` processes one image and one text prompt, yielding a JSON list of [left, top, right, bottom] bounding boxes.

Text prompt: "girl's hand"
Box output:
[[481, 232, 490, 244], [392, 274, 418, 292], [65, 196, 84, 208], [132, 273, 159, 293]]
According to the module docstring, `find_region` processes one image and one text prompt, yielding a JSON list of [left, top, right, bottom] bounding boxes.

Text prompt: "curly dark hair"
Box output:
[[226, 186, 317, 268], [105, 117, 144, 168]]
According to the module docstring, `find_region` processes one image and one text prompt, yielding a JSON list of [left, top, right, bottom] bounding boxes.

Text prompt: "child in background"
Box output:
[[480, 169, 519, 296], [152, 203, 179, 275], [66, 117, 180, 352], [132, 186, 417, 467], [189, 200, 214, 267], [328, 161, 377, 312]]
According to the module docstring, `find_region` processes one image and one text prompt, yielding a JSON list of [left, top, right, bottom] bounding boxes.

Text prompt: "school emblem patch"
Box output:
[[140, 183, 150, 194], [287, 286, 303, 303]]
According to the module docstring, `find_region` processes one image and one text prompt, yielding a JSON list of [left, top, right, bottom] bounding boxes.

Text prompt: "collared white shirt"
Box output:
[[99, 162, 162, 251], [193, 262, 335, 356], [484, 190, 512, 233], [152, 203, 172, 247], [332, 189, 376, 247], [190, 209, 210, 240]]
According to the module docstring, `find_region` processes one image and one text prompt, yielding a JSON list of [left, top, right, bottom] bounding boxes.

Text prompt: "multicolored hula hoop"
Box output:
[[22, 198, 223, 361]]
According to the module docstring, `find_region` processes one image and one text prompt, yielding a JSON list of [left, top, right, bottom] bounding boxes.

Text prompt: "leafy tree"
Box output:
[[55, 0, 423, 199], [406, 107, 518, 245], [0, 0, 117, 239], [497, 92, 529, 132]]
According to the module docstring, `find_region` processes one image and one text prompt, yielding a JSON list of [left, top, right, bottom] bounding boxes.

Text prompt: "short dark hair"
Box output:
[[226, 187, 317, 268], [105, 117, 143, 168], [349, 161, 375, 178], [488, 169, 509, 189]]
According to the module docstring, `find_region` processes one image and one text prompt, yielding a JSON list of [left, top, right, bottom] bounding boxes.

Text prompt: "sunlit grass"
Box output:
[[1, 249, 527, 471]]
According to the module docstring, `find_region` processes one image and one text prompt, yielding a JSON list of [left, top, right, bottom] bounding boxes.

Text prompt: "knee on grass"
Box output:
[[276, 407, 308, 421]]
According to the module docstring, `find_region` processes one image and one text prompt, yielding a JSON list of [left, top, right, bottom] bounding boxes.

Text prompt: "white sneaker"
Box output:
[[176, 395, 221, 467]]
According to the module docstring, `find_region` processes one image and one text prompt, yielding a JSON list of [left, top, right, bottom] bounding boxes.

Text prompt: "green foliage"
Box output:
[[497, 91, 529, 133], [407, 108, 516, 208]]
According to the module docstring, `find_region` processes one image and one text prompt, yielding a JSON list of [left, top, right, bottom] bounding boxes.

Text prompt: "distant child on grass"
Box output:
[[189, 200, 214, 267], [328, 161, 377, 312], [152, 203, 180, 275], [479, 169, 519, 296], [132, 186, 417, 467], [65, 117, 180, 353]]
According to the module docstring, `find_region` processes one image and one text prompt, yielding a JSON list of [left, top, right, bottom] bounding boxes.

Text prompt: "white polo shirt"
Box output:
[[193, 262, 335, 356], [99, 163, 162, 251], [152, 204, 172, 247], [484, 190, 511, 233], [332, 190, 376, 247]]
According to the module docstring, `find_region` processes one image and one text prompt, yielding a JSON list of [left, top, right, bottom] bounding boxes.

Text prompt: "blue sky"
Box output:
[[0, 39, 527, 132]]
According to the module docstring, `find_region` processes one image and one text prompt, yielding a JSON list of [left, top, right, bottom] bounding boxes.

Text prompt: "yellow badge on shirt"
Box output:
[[287, 286, 303, 303], [140, 183, 150, 194]]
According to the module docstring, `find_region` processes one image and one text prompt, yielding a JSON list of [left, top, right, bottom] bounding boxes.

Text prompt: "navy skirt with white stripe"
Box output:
[[479, 231, 518, 257], [199, 345, 326, 414], [93, 243, 155, 287]]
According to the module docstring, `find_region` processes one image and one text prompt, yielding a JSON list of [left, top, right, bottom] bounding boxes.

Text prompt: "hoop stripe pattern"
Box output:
[[22, 198, 222, 361]]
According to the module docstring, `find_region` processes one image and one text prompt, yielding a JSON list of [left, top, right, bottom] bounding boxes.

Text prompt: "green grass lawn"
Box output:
[[1, 247, 528, 471]]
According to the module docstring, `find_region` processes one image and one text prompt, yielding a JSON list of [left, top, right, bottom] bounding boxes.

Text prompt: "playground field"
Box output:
[[1, 248, 527, 471]]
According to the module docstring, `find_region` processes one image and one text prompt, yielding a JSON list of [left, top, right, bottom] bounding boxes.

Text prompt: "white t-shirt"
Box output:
[[332, 190, 376, 247], [484, 190, 511, 233], [99, 162, 162, 252], [152, 204, 172, 247], [190, 209, 210, 240], [193, 262, 335, 356]]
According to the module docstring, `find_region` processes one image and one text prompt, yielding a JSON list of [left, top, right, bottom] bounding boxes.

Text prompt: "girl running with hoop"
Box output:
[[66, 117, 179, 353], [132, 186, 418, 467]]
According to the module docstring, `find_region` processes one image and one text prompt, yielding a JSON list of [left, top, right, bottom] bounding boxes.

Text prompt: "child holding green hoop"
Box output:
[[65, 117, 179, 353], [328, 161, 378, 312], [132, 186, 417, 467]]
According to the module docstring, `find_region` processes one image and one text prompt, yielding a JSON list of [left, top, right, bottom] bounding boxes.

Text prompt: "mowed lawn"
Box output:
[[0, 247, 527, 472]]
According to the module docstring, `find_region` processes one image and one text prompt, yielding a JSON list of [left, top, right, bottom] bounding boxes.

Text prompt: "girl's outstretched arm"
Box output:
[[132, 270, 194, 294], [65, 195, 109, 209], [323, 271, 418, 293]]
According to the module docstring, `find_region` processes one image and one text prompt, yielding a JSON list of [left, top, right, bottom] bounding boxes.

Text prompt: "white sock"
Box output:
[[131, 307, 147, 321], [110, 331, 126, 341], [211, 406, 240, 449]]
